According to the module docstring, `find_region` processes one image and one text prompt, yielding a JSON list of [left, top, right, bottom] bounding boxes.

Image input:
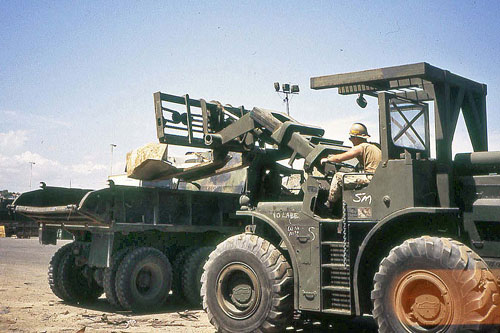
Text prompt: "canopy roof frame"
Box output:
[[310, 62, 488, 158]]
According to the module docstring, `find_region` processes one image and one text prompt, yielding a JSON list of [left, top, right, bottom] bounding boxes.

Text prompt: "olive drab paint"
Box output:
[[11, 63, 500, 331]]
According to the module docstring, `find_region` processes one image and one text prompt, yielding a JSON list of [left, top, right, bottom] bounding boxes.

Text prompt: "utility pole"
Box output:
[[29, 162, 35, 189], [273, 82, 299, 116], [110, 144, 117, 176]]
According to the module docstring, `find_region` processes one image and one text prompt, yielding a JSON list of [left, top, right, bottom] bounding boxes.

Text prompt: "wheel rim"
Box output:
[[132, 263, 163, 299], [393, 270, 453, 332], [216, 262, 261, 320]]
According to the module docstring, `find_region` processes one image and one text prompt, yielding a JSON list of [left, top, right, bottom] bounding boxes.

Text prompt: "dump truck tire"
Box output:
[[57, 245, 103, 302], [115, 247, 172, 311], [181, 246, 213, 306], [48, 242, 74, 300], [372, 236, 500, 332], [171, 247, 193, 300], [201, 234, 293, 333], [104, 247, 132, 308]]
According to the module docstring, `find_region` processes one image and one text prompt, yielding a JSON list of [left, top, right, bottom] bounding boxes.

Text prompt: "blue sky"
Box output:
[[1, 1, 500, 192]]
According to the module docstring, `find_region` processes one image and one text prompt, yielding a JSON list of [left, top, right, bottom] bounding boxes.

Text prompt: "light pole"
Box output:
[[274, 82, 299, 115], [29, 161, 35, 189], [110, 144, 117, 176]]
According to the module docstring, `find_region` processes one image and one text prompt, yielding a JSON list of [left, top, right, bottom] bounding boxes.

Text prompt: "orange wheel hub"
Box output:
[[394, 270, 453, 331]]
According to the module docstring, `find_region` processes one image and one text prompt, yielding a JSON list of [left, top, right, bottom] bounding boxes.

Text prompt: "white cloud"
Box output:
[[488, 130, 500, 151], [0, 110, 18, 117], [452, 132, 474, 155], [0, 151, 110, 192], [0, 130, 29, 153], [33, 115, 71, 128], [315, 113, 380, 144], [112, 160, 126, 175], [17, 151, 61, 167], [0, 109, 71, 129], [451, 127, 500, 155], [71, 161, 107, 175]]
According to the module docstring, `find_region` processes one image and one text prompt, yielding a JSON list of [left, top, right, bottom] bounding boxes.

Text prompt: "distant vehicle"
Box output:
[[0, 195, 37, 238]]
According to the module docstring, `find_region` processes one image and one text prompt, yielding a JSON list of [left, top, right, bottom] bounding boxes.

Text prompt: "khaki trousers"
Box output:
[[328, 172, 373, 203]]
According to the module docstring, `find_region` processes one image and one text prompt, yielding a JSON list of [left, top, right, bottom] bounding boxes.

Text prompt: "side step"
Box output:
[[321, 241, 352, 314]]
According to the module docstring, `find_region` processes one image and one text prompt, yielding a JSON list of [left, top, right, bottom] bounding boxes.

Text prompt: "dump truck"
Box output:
[[11, 102, 301, 311], [12, 63, 500, 332]]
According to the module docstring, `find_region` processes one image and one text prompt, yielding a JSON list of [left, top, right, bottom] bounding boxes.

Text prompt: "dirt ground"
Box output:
[[0, 238, 215, 333], [0, 238, 378, 333]]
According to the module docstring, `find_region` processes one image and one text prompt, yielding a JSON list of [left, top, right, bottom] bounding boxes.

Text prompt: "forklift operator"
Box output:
[[320, 123, 381, 207]]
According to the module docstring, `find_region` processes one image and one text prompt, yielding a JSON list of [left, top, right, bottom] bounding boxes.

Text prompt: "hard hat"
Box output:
[[349, 123, 370, 138]]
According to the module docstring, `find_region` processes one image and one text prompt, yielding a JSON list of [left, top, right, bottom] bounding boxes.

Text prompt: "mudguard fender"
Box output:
[[353, 207, 460, 315]]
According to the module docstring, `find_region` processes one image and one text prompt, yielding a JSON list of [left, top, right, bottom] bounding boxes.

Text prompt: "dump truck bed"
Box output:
[[12, 185, 243, 232]]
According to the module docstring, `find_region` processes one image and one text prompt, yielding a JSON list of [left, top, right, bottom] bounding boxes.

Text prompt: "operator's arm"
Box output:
[[320, 145, 362, 165]]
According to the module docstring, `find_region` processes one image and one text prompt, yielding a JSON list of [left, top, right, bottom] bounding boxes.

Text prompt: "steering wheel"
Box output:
[[323, 161, 356, 176]]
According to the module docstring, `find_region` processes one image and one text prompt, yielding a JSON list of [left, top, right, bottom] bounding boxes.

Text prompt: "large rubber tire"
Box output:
[[115, 247, 172, 311], [57, 245, 103, 302], [201, 234, 293, 333], [372, 236, 500, 332], [181, 246, 213, 306], [103, 247, 132, 308], [171, 247, 194, 300], [48, 242, 74, 300]]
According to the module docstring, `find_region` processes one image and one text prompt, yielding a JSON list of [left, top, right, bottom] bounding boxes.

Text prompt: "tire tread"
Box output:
[[181, 246, 213, 306], [103, 247, 131, 308], [48, 242, 74, 300], [115, 247, 172, 311], [371, 236, 500, 332], [201, 234, 293, 333], [57, 243, 102, 302]]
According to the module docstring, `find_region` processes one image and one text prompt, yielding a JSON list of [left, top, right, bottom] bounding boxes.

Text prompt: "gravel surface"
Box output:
[[0, 238, 215, 333], [0, 237, 377, 332]]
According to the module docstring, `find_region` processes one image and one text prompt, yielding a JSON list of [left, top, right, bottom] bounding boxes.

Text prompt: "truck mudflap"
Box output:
[[12, 186, 111, 228]]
